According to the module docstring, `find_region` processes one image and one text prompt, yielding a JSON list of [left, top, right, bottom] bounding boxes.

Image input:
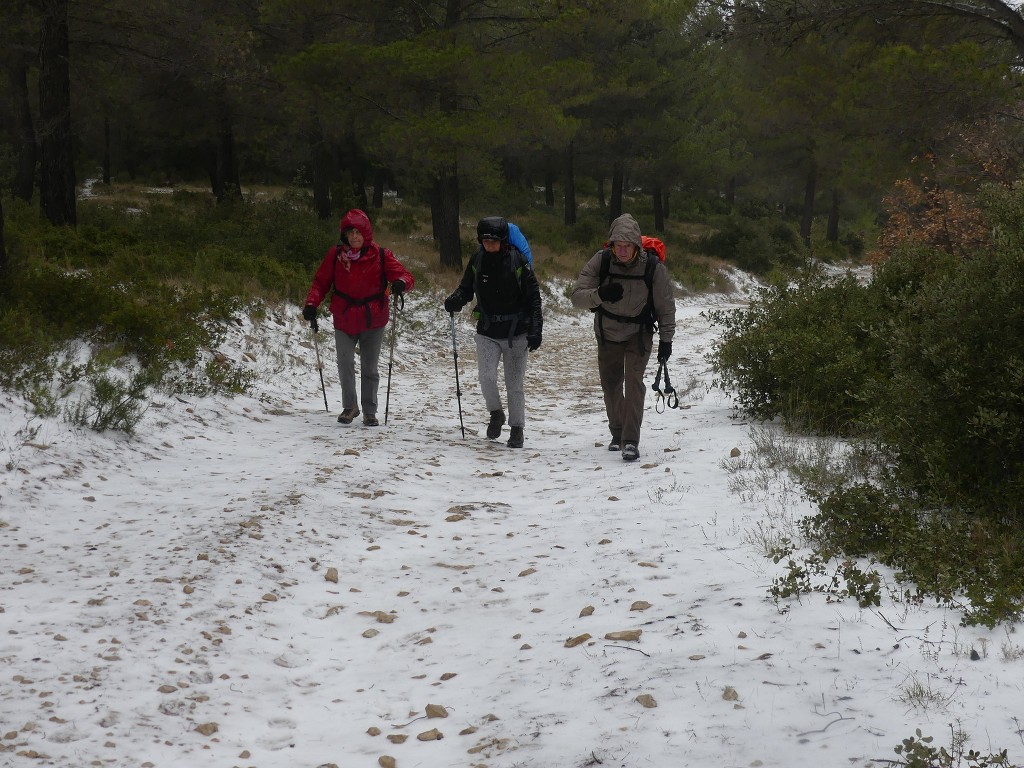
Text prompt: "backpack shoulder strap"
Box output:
[[643, 254, 658, 328], [470, 248, 484, 297], [643, 251, 657, 292], [379, 246, 390, 292], [510, 247, 528, 278], [598, 249, 612, 284]]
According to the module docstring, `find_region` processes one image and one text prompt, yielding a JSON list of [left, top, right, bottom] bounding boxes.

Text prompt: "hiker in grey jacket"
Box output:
[[571, 213, 676, 462]]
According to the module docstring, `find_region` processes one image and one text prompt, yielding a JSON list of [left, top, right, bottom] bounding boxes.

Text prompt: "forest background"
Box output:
[[5, 0, 1024, 742]]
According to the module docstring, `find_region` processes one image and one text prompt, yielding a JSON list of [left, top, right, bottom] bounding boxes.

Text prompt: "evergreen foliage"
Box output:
[[710, 184, 1024, 625]]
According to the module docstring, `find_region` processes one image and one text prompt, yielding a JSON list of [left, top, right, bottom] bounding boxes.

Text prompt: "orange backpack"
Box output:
[[641, 235, 666, 262], [602, 235, 667, 262]]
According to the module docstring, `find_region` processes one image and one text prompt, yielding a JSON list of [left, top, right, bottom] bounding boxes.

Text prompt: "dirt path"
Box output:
[[7, 286, 1010, 768]]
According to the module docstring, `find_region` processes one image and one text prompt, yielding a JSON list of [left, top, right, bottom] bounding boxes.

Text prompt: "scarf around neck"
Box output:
[[338, 246, 362, 270]]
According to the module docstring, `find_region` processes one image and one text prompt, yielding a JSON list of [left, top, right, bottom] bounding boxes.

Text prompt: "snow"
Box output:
[[2, 274, 1023, 768]]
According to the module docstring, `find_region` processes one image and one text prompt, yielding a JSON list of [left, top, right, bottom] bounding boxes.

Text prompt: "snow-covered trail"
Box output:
[[2, 285, 1021, 768]]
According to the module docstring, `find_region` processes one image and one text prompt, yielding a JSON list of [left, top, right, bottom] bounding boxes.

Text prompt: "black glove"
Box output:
[[598, 282, 624, 303], [527, 333, 542, 352], [444, 295, 463, 314], [657, 340, 672, 363], [302, 304, 319, 331], [391, 280, 406, 296]]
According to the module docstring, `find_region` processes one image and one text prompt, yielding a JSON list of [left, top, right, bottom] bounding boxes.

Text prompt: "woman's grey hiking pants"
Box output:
[[334, 326, 386, 417], [597, 332, 654, 446], [475, 333, 529, 428]]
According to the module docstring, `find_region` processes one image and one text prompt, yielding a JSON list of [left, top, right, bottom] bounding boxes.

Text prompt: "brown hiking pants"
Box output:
[[597, 332, 654, 446]]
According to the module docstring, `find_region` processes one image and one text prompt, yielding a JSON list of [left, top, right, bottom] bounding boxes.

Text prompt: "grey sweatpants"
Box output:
[[597, 333, 654, 446], [334, 326, 386, 417], [474, 333, 529, 428]]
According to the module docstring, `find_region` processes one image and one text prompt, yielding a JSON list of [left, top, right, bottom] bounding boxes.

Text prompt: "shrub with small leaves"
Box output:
[[66, 371, 150, 435]]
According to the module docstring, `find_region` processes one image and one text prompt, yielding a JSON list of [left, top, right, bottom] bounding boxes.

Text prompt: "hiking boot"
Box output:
[[608, 437, 621, 451], [507, 426, 524, 449], [486, 409, 506, 439], [622, 442, 639, 462], [337, 407, 359, 424], [363, 415, 379, 427]]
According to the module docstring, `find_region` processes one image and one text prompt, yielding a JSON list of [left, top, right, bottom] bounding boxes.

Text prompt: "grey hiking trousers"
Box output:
[[597, 332, 654, 446], [334, 326, 386, 417], [474, 333, 529, 428]]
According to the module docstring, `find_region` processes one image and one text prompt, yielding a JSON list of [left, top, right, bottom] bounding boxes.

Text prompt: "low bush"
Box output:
[[714, 184, 1024, 624], [0, 192, 313, 429], [698, 213, 806, 274], [708, 268, 892, 433]]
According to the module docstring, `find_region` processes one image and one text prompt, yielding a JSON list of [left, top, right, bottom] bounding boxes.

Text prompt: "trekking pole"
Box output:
[[384, 293, 404, 425], [311, 325, 330, 413], [449, 312, 466, 438]]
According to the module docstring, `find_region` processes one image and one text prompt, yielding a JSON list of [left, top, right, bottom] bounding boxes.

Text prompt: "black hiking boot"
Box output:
[[486, 409, 506, 439], [622, 442, 639, 462], [507, 426, 524, 449], [608, 436, 621, 451]]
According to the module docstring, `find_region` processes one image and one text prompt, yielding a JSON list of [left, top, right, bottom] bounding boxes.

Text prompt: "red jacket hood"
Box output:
[[340, 209, 374, 243]]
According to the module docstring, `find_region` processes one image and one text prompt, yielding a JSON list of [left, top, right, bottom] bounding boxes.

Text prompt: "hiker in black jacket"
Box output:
[[444, 217, 543, 448]]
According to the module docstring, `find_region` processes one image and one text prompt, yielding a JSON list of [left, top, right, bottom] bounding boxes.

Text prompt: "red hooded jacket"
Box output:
[[305, 209, 415, 335]]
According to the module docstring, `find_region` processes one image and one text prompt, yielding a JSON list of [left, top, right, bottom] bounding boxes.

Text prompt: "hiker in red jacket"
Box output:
[[303, 209, 415, 427]]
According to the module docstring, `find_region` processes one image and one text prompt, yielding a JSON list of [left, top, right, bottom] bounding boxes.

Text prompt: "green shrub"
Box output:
[[698, 213, 806, 274], [708, 268, 891, 433], [864, 240, 1024, 521], [519, 211, 607, 254], [65, 370, 151, 435], [893, 727, 1017, 767]]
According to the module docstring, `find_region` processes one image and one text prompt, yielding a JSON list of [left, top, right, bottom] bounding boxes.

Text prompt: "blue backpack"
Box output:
[[508, 223, 532, 265]]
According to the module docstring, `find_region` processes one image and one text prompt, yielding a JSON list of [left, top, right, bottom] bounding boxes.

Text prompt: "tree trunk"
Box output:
[[434, 55, 462, 269], [213, 87, 241, 202], [0, 198, 7, 287], [38, 0, 76, 226], [429, 182, 441, 241], [10, 52, 36, 202], [544, 168, 554, 207], [347, 133, 369, 210], [597, 177, 606, 209], [725, 175, 736, 208], [205, 144, 219, 198], [826, 187, 840, 244], [309, 123, 332, 220], [800, 161, 817, 247], [372, 169, 387, 209], [663, 188, 670, 220], [608, 162, 624, 224], [563, 141, 576, 226], [434, 165, 462, 270], [653, 182, 665, 233], [102, 115, 111, 185]]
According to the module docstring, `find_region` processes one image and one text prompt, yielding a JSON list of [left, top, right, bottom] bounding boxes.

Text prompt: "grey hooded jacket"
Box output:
[[570, 214, 676, 344]]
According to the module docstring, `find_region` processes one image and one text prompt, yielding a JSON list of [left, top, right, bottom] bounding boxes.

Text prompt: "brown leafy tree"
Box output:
[[873, 104, 1024, 261], [876, 169, 991, 261]]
